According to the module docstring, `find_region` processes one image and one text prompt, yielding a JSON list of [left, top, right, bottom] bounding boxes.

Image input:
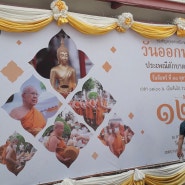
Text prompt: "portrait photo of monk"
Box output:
[[40, 110, 92, 167], [98, 114, 134, 158], [69, 78, 116, 130], [0, 132, 36, 175], [29, 29, 94, 98], [2, 75, 61, 136]]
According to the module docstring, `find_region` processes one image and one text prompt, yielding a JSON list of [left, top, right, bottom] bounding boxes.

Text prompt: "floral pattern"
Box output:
[[50, 0, 68, 25], [117, 12, 134, 32], [173, 17, 185, 30]]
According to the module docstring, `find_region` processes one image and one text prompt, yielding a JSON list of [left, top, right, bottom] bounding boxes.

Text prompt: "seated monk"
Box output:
[[50, 38, 77, 98], [9, 86, 46, 136], [46, 121, 79, 167]]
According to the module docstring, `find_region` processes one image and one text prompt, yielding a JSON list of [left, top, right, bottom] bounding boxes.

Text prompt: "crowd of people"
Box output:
[[69, 91, 115, 130]]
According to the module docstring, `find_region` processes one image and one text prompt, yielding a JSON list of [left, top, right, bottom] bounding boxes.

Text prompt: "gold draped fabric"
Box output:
[[144, 170, 185, 185], [67, 14, 117, 35], [0, 2, 185, 38], [131, 21, 177, 39], [0, 17, 53, 32]]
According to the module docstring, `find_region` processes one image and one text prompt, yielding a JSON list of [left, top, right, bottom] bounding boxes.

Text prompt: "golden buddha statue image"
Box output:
[[50, 38, 77, 98]]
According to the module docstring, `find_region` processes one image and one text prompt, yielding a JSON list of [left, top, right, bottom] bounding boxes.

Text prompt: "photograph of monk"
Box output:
[[2, 75, 61, 136], [29, 29, 94, 98], [0, 132, 36, 175], [40, 110, 92, 167], [69, 78, 116, 130], [98, 114, 134, 158]]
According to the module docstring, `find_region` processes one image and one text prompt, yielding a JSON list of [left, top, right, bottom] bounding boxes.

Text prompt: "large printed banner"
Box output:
[[0, 23, 184, 185]]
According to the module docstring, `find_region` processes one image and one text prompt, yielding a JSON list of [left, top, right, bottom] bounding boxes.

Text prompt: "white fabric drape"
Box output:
[[53, 162, 185, 185], [0, 4, 52, 22]]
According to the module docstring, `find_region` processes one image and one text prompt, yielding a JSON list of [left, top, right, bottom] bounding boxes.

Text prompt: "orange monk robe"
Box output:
[[111, 133, 125, 158], [85, 101, 91, 120], [80, 101, 86, 117], [96, 100, 105, 126], [119, 124, 125, 137], [21, 107, 46, 136], [56, 137, 79, 168], [73, 100, 83, 115], [98, 129, 107, 146], [56, 137, 66, 157], [86, 100, 96, 120], [78, 101, 84, 116]]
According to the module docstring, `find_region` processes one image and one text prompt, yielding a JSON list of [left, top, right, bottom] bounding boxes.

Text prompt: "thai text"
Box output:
[[157, 100, 185, 124], [142, 41, 185, 58]]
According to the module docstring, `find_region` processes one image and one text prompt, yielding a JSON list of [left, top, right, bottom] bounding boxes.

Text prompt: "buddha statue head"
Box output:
[[57, 38, 69, 65]]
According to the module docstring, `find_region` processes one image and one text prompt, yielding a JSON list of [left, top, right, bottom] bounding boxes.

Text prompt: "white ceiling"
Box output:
[[0, 0, 185, 24]]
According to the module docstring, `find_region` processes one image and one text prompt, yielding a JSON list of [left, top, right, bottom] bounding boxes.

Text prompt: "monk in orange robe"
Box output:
[[46, 121, 79, 167], [96, 96, 108, 126], [98, 126, 111, 146], [72, 99, 82, 115], [9, 85, 46, 136], [109, 132, 125, 157], [107, 122, 125, 157], [85, 99, 96, 125]]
